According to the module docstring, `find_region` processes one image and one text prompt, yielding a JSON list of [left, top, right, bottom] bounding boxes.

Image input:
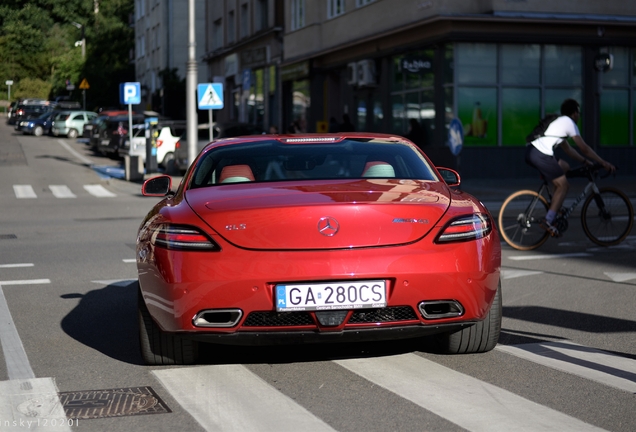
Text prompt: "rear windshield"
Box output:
[[189, 138, 438, 189]]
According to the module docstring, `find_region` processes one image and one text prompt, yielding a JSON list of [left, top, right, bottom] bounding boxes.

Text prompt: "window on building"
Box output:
[[599, 47, 631, 146], [212, 19, 223, 50], [240, 3, 249, 39], [328, 0, 345, 18], [255, 0, 268, 32], [291, 0, 305, 31], [356, 0, 375, 6], [228, 10, 235, 43]]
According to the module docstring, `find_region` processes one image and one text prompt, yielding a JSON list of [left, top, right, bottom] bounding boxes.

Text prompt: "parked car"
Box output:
[[119, 121, 184, 170], [82, 110, 128, 139], [19, 111, 56, 136], [137, 133, 502, 365], [51, 110, 98, 139], [12, 104, 52, 129], [96, 115, 145, 158], [174, 122, 264, 173]]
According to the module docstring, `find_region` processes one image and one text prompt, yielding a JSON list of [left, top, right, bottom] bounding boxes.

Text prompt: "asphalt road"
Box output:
[[0, 119, 635, 431]]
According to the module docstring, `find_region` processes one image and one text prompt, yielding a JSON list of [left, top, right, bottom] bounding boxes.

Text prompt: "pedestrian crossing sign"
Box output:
[[197, 83, 224, 110]]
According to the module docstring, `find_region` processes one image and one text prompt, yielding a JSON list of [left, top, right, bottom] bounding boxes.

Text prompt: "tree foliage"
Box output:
[[0, 0, 134, 108]]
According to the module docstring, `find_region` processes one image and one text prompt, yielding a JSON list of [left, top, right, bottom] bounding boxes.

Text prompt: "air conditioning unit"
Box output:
[[346, 62, 358, 85], [357, 59, 376, 87]]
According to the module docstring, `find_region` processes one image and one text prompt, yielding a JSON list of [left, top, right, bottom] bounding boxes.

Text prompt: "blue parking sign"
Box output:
[[120, 82, 141, 105]]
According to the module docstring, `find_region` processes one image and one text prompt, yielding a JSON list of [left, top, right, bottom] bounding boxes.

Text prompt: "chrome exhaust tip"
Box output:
[[193, 309, 243, 328], [418, 300, 464, 320]]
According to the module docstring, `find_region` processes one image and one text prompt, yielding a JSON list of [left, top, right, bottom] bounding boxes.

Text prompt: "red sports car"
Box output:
[[137, 133, 501, 365]]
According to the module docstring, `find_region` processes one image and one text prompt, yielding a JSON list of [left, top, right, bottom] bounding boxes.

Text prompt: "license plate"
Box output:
[[275, 280, 387, 312]]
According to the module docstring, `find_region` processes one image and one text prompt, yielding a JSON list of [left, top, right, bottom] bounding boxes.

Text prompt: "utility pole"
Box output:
[[72, 22, 86, 59], [186, 0, 198, 167]]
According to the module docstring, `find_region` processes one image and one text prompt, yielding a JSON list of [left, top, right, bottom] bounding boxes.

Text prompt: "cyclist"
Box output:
[[525, 99, 616, 237]]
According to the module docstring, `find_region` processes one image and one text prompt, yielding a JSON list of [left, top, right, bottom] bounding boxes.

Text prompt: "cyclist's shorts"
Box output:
[[525, 144, 565, 181]]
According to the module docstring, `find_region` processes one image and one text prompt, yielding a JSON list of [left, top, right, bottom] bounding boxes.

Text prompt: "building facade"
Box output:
[[198, 0, 636, 177], [203, 0, 284, 133], [133, 0, 207, 117]]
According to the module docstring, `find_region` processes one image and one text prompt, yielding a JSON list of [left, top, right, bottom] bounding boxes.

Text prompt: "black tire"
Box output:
[[138, 285, 198, 365], [498, 190, 550, 250], [34, 126, 43, 137], [581, 187, 634, 246], [162, 152, 176, 173], [67, 128, 78, 139], [437, 280, 502, 354]]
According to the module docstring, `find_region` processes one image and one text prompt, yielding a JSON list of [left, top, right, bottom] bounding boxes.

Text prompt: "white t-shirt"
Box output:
[[531, 116, 580, 156]]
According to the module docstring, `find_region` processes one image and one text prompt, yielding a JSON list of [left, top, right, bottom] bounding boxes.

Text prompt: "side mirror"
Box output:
[[142, 175, 172, 196], [437, 167, 461, 187]]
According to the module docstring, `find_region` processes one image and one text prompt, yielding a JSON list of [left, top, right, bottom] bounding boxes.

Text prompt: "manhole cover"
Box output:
[[59, 386, 171, 420]]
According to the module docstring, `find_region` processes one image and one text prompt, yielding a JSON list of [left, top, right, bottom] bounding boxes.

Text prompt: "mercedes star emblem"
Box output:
[[317, 217, 340, 236]]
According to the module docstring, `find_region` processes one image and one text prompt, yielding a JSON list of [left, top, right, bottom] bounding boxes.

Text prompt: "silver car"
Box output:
[[51, 110, 98, 139]]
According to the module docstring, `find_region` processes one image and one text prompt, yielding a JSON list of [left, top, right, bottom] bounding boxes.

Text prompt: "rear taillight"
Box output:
[[152, 225, 221, 251], [435, 214, 492, 243], [175, 140, 181, 149], [156, 139, 163, 147]]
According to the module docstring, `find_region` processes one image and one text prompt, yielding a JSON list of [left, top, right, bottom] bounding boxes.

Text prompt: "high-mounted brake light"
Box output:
[[152, 225, 221, 251], [282, 137, 338, 143], [436, 214, 492, 243]]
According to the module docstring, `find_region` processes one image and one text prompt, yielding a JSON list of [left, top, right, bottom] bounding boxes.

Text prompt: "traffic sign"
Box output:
[[79, 78, 90, 90], [197, 83, 224, 110], [120, 82, 141, 105]]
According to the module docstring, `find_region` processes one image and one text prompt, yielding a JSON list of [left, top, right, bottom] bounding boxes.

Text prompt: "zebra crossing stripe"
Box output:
[[13, 185, 37, 199], [83, 185, 116, 197], [50, 185, 77, 198], [153, 365, 337, 432], [335, 353, 605, 432], [496, 341, 636, 394]]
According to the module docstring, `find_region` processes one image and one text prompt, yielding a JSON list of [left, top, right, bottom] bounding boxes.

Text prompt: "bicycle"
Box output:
[[498, 164, 634, 250]]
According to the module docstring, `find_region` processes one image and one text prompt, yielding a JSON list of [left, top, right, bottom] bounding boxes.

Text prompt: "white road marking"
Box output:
[[604, 272, 636, 282], [335, 353, 605, 432], [0, 263, 34, 269], [501, 269, 544, 279], [83, 184, 116, 197], [153, 365, 337, 432], [0, 284, 36, 380], [497, 341, 636, 394], [49, 185, 76, 199], [0, 279, 51, 286], [122, 259, 136, 263], [13, 185, 37, 199], [508, 252, 592, 261], [0, 378, 71, 431], [57, 139, 93, 165]]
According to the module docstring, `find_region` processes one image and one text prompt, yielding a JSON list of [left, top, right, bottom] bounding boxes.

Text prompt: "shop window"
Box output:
[[544, 89, 582, 116], [602, 47, 629, 87], [502, 88, 540, 146], [292, 80, 310, 132], [458, 87, 497, 146], [544, 45, 582, 86], [501, 44, 540, 85], [390, 94, 404, 134], [456, 43, 496, 85], [600, 89, 629, 146]]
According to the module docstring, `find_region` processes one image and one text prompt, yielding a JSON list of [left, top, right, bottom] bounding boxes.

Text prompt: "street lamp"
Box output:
[[72, 22, 85, 59]]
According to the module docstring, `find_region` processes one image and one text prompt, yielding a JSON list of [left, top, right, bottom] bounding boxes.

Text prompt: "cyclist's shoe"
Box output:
[[540, 218, 561, 237]]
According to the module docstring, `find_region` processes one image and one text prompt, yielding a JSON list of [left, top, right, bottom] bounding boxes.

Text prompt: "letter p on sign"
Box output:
[[120, 82, 141, 105]]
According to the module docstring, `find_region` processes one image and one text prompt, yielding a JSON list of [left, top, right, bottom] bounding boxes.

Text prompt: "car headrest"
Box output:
[[219, 164, 255, 183], [362, 161, 395, 178]]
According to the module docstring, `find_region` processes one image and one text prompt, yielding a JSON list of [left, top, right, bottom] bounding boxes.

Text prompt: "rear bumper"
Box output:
[[185, 322, 474, 346]]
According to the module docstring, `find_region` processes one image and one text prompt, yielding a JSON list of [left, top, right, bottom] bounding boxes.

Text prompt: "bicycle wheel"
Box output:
[[581, 187, 634, 246], [498, 190, 550, 250]]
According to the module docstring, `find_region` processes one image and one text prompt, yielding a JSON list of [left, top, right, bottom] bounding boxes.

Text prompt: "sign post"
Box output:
[[197, 83, 224, 143], [119, 82, 141, 178]]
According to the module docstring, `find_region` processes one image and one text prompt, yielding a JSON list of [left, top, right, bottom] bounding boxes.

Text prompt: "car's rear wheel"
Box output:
[[162, 152, 178, 174], [67, 128, 78, 139], [436, 280, 502, 354], [34, 126, 44, 137], [138, 285, 199, 365]]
